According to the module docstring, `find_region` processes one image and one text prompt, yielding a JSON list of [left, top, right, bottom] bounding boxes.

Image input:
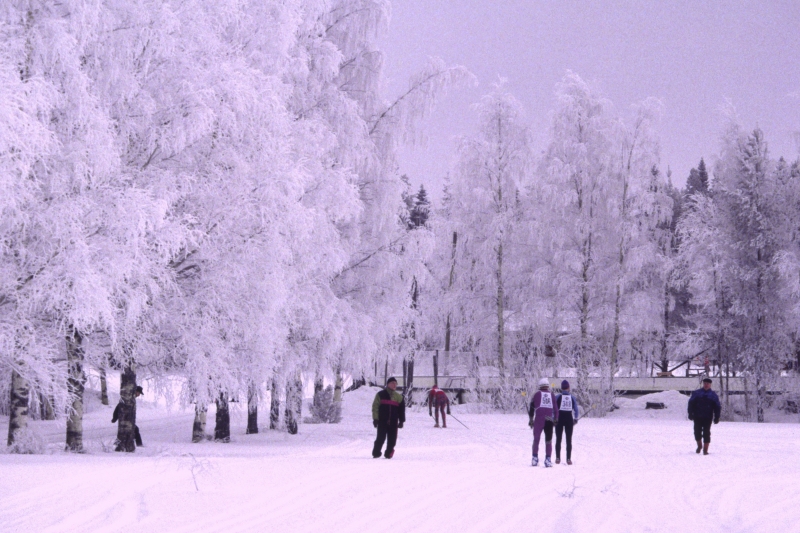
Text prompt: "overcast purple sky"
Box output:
[[380, 0, 800, 197]]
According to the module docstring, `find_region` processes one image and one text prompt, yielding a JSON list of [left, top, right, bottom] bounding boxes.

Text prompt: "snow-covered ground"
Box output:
[[2, 387, 800, 533]]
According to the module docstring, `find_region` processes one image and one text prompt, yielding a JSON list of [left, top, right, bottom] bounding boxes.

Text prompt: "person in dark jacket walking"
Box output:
[[688, 378, 721, 455], [112, 386, 144, 446], [372, 377, 406, 459], [428, 385, 450, 428], [555, 380, 580, 465]]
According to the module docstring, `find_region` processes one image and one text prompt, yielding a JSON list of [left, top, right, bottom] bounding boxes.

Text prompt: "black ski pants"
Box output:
[[555, 414, 574, 460], [372, 424, 398, 458], [693, 418, 712, 443], [134, 425, 143, 447]]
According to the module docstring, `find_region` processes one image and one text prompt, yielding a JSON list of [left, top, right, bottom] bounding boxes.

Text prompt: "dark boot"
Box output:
[[696, 440, 702, 454], [703, 442, 709, 455]]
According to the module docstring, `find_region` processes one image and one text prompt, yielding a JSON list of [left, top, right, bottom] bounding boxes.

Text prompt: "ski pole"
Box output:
[[448, 412, 470, 430]]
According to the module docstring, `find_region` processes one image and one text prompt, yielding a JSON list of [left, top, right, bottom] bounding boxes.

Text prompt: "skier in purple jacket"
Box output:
[[528, 378, 558, 467]]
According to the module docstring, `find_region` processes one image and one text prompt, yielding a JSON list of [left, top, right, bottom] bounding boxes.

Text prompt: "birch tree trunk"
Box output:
[[659, 280, 670, 372], [65, 327, 86, 452], [269, 378, 281, 430], [496, 241, 505, 379], [99, 366, 109, 406], [444, 231, 457, 358], [115, 366, 137, 452], [7, 369, 30, 446], [312, 375, 324, 410], [284, 377, 302, 435], [333, 368, 343, 403], [214, 393, 230, 442], [246, 384, 258, 435], [577, 230, 593, 389], [192, 404, 207, 443], [406, 360, 415, 405], [39, 393, 54, 421]]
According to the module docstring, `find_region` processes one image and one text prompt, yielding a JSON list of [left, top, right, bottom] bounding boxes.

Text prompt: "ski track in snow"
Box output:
[[2, 388, 800, 533]]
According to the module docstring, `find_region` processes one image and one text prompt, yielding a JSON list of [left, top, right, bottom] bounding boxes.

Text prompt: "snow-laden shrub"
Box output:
[[307, 386, 342, 424], [492, 381, 528, 413], [6, 427, 45, 454]]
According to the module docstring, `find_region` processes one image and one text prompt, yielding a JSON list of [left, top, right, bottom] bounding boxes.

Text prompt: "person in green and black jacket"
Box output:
[[371, 377, 406, 459]]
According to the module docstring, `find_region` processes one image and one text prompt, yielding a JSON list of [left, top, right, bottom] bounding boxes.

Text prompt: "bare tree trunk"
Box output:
[[610, 280, 621, 395], [433, 350, 439, 387], [659, 280, 670, 372], [7, 369, 30, 446], [724, 359, 731, 411], [99, 366, 109, 406], [756, 375, 765, 423], [192, 404, 207, 443], [444, 231, 457, 377], [333, 368, 343, 403], [284, 376, 302, 435], [496, 241, 505, 379], [406, 359, 415, 405], [312, 375, 324, 408], [115, 365, 137, 452], [269, 378, 281, 430], [65, 327, 86, 452], [246, 384, 258, 435], [214, 393, 230, 442], [39, 393, 54, 421], [743, 377, 751, 420]]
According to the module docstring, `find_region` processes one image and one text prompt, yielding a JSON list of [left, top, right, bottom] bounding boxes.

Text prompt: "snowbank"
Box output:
[[610, 390, 690, 420], [3, 385, 800, 533]]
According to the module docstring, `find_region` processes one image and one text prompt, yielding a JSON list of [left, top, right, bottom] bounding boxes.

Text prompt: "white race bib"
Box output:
[[539, 392, 553, 408], [560, 394, 573, 411]]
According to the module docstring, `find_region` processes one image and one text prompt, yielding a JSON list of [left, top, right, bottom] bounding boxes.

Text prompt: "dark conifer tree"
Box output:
[[685, 158, 710, 197]]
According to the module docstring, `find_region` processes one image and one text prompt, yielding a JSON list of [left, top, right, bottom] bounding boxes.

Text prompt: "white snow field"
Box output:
[[2, 387, 800, 533]]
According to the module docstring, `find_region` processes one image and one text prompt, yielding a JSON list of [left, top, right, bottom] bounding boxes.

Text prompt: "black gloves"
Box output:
[[528, 418, 534, 428], [713, 419, 719, 425], [398, 421, 404, 429], [573, 418, 578, 426], [373, 419, 378, 428], [446, 407, 451, 415], [688, 414, 694, 421]]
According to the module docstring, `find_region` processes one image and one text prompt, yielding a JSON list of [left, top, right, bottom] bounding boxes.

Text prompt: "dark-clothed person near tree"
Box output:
[[372, 377, 405, 459], [428, 385, 450, 428], [688, 378, 721, 455], [555, 380, 580, 465], [112, 385, 144, 446]]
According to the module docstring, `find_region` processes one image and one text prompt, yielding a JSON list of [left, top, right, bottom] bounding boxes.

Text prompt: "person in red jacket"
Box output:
[[428, 385, 450, 428]]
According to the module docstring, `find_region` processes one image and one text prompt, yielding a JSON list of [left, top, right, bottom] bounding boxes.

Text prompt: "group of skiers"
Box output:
[[528, 378, 580, 467], [371, 376, 723, 463]]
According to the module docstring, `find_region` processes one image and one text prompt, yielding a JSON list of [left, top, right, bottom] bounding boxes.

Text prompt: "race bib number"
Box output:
[[539, 392, 553, 408], [560, 395, 573, 411]]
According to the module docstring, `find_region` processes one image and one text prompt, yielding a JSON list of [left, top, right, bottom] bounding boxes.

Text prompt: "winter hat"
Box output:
[[134, 386, 144, 395], [386, 377, 397, 385], [538, 378, 550, 389], [561, 380, 570, 390], [702, 378, 712, 384]]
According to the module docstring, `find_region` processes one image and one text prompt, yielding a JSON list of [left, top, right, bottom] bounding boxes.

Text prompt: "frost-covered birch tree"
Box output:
[[2, 1, 182, 451], [536, 73, 617, 409], [447, 87, 531, 395], [606, 99, 671, 387]]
